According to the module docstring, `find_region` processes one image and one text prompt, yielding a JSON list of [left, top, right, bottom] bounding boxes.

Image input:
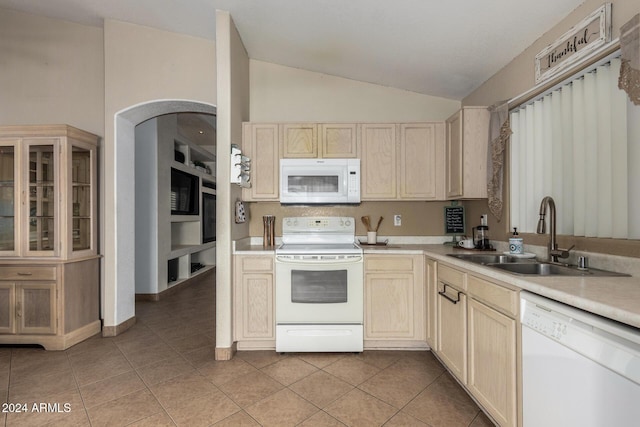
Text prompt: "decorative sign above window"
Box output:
[[535, 3, 611, 84]]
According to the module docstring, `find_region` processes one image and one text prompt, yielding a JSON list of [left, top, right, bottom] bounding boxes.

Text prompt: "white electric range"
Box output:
[[275, 217, 364, 352]]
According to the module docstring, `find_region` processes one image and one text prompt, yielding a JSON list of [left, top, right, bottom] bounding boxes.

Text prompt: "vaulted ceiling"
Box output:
[[0, 0, 585, 100]]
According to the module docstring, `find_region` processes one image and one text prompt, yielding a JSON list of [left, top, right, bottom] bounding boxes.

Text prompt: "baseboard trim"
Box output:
[[135, 268, 216, 302], [102, 316, 136, 337], [215, 342, 237, 360]]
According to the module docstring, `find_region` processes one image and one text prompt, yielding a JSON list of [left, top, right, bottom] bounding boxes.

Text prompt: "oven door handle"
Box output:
[[276, 255, 363, 264]]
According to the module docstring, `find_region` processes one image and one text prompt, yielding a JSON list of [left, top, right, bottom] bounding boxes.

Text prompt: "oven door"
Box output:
[[275, 255, 363, 323]]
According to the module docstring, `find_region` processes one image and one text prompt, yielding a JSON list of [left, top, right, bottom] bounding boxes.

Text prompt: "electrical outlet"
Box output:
[[394, 215, 402, 226]]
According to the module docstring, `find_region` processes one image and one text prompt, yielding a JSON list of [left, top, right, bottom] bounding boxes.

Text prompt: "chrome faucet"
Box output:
[[537, 196, 573, 263]]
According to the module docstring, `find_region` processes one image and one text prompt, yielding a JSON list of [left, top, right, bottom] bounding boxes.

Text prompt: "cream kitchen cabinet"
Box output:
[[398, 123, 445, 200], [424, 257, 438, 349], [435, 262, 519, 427], [281, 123, 318, 158], [361, 123, 445, 201], [467, 275, 518, 427], [0, 125, 101, 350], [436, 264, 468, 384], [242, 123, 280, 201], [282, 123, 360, 158], [319, 123, 359, 158], [233, 254, 275, 349], [445, 107, 490, 199], [364, 254, 425, 348], [360, 123, 398, 199]]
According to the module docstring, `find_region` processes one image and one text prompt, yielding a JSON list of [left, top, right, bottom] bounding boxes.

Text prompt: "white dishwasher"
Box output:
[[521, 291, 640, 427]]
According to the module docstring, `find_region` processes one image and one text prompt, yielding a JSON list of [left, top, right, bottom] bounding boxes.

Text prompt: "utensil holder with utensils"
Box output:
[[361, 215, 383, 245]]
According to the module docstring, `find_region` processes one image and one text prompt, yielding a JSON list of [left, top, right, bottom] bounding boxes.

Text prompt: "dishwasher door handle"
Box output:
[[438, 284, 461, 304]]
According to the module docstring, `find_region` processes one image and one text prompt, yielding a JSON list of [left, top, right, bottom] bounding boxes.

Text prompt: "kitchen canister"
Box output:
[[509, 227, 524, 254]]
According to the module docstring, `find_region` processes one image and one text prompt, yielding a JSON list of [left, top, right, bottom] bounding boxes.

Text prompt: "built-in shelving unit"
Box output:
[[135, 114, 216, 298]]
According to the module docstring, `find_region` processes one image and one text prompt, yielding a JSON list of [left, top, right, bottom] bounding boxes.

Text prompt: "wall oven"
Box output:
[[275, 217, 363, 352]]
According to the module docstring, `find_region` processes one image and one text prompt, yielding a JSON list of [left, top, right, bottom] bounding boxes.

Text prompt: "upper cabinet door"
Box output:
[[446, 107, 490, 199], [361, 124, 397, 200], [282, 124, 318, 158], [399, 123, 445, 200], [242, 123, 280, 200], [446, 111, 464, 199], [24, 139, 59, 257], [67, 141, 97, 257], [0, 142, 19, 257], [319, 124, 359, 158]]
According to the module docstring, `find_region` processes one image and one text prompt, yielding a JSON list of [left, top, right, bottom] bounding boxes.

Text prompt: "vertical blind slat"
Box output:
[[510, 57, 634, 239]]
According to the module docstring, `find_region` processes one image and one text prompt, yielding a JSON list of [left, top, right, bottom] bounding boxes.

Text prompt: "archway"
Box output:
[[105, 99, 217, 334]]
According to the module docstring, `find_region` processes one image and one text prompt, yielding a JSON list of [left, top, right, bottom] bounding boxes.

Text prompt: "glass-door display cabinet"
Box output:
[[0, 125, 100, 350]]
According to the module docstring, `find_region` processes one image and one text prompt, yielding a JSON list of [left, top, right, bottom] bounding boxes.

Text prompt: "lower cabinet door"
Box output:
[[17, 283, 56, 335], [468, 298, 517, 427], [436, 282, 467, 384], [0, 283, 16, 334]]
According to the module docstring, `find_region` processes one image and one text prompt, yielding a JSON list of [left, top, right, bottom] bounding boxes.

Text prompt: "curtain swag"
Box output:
[[487, 101, 511, 221], [619, 14, 640, 105]]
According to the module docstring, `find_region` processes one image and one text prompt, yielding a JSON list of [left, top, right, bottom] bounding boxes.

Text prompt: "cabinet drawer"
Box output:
[[468, 275, 518, 317], [365, 256, 414, 272], [438, 264, 466, 290], [240, 256, 274, 272], [0, 266, 57, 281]]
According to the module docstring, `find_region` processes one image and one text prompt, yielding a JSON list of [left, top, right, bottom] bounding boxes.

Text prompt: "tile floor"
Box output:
[[1, 270, 494, 426]]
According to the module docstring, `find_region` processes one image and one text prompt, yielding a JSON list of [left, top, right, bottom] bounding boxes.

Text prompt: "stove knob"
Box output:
[[293, 220, 298, 226], [345, 220, 351, 226]]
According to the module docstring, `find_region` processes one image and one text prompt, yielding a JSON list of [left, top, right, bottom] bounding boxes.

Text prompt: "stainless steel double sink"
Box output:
[[447, 253, 628, 277]]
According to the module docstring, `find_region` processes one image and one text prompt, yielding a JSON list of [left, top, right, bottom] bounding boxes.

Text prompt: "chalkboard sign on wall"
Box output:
[[444, 205, 465, 235]]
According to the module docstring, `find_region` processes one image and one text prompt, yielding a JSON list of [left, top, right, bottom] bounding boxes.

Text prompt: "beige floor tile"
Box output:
[[324, 388, 398, 427], [181, 344, 217, 367], [236, 350, 289, 369], [261, 357, 319, 386], [164, 332, 215, 354], [246, 389, 319, 427], [322, 356, 380, 386], [385, 411, 430, 426], [212, 410, 261, 426], [79, 370, 146, 408], [402, 374, 481, 427], [86, 389, 163, 427], [289, 371, 354, 408], [218, 370, 284, 408], [64, 333, 111, 356], [470, 410, 495, 427], [296, 352, 347, 369], [164, 393, 240, 426], [67, 342, 123, 369], [353, 350, 402, 369], [136, 353, 196, 386], [9, 368, 78, 402], [358, 369, 428, 409], [298, 410, 348, 426], [111, 323, 157, 343], [126, 410, 177, 426], [121, 342, 181, 369], [198, 356, 258, 386], [71, 351, 133, 386], [150, 371, 222, 408]]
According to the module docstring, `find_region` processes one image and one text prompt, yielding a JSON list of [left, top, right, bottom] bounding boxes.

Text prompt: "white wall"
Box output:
[[250, 60, 460, 122], [215, 10, 251, 358], [103, 20, 217, 329], [0, 8, 103, 134]]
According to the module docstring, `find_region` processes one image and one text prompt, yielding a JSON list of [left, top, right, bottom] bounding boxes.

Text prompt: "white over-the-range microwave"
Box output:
[[280, 158, 360, 204]]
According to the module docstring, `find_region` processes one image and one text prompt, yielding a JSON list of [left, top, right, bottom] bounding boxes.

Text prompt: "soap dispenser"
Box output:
[[509, 227, 524, 254]]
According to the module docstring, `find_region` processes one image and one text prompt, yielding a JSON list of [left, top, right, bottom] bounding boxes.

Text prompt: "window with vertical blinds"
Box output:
[[510, 56, 640, 239]]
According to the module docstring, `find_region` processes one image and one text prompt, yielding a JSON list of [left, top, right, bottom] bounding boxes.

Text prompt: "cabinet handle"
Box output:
[[17, 272, 33, 276], [16, 301, 22, 318], [438, 284, 461, 304]]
